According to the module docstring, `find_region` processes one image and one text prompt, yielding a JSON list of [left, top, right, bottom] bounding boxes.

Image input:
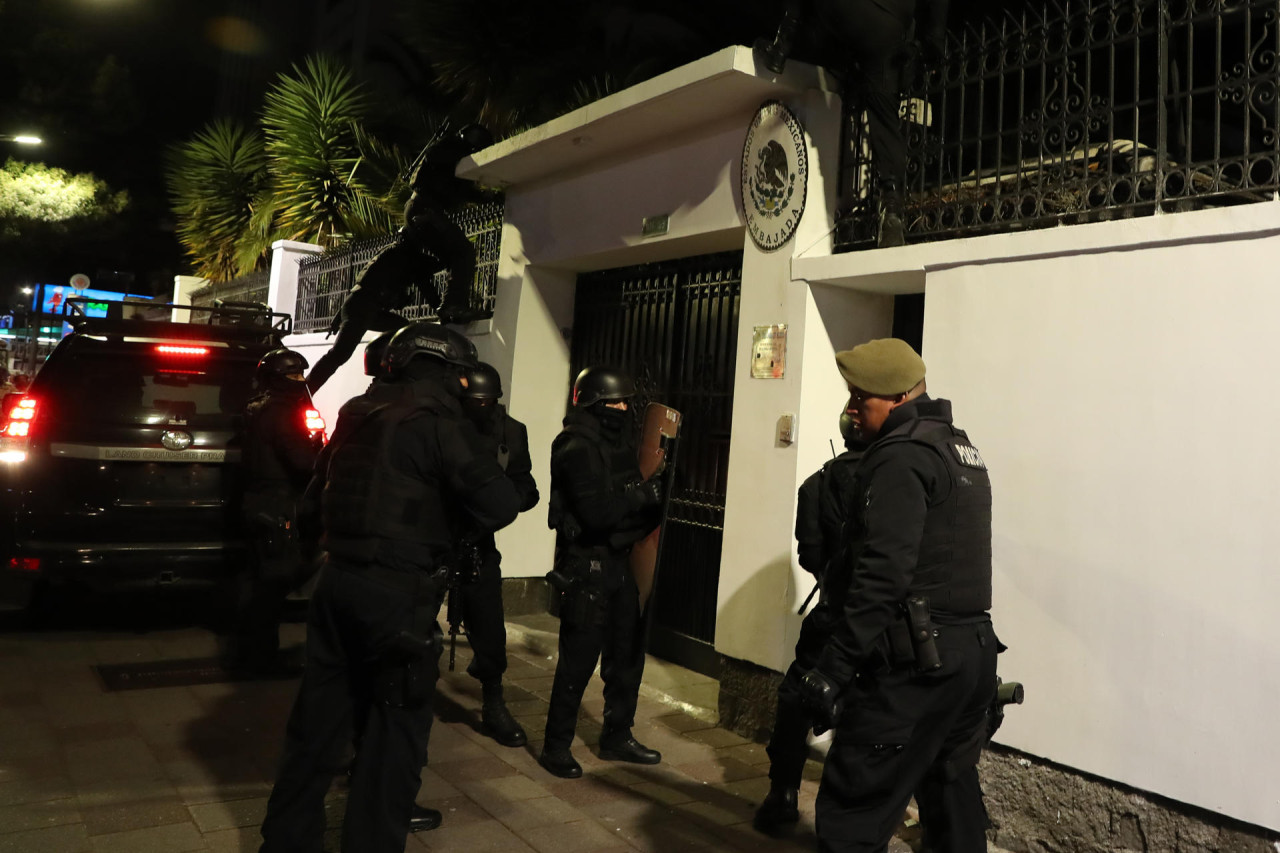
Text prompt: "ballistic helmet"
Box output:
[[572, 366, 635, 408], [257, 348, 308, 384], [464, 362, 503, 399], [457, 123, 494, 153], [384, 321, 478, 375], [364, 329, 398, 378]]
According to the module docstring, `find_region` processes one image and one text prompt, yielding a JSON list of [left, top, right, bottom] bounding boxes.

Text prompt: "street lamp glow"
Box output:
[[20, 287, 32, 295], [0, 135, 42, 145]]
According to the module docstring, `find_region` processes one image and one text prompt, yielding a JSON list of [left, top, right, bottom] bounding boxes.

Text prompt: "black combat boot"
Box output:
[[481, 682, 527, 747], [598, 728, 661, 765], [538, 748, 583, 779], [408, 804, 442, 833], [753, 783, 800, 836], [752, 3, 801, 75], [436, 304, 491, 326]]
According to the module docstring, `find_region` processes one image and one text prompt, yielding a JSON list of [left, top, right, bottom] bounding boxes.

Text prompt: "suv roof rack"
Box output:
[[62, 297, 293, 345]]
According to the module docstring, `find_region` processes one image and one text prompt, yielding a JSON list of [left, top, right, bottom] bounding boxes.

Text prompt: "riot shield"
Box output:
[[630, 402, 682, 613]]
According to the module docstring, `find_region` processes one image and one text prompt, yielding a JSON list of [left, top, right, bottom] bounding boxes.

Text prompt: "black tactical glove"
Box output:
[[625, 476, 663, 510], [799, 669, 843, 735]]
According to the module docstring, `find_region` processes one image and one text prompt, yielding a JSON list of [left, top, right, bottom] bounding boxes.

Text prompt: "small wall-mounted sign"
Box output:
[[751, 324, 787, 378], [641, 214, 670, 238]]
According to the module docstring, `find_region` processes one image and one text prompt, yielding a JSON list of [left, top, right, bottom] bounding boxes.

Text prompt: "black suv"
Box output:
[[0, 299, 297, 610]]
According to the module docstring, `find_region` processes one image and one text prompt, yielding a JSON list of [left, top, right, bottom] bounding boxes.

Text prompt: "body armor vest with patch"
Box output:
[[863, 413, 992, 615], [321, 384, 453, 565]]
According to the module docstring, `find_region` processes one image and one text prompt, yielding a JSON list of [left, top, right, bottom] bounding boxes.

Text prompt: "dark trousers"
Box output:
[[543, 576, 645, 753], [460, 554, 508, 686], [259, 564, 438, 853], [305, 273, 414, 392], [766, 604, 835, 787], [815, 620, 998, 853], [403, 202, 476, 313], [814, 0, 917, 198]]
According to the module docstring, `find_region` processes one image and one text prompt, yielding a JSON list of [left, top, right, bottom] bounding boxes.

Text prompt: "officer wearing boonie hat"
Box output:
[[800, 337, 1002, 853], [835, 337, 926, 396]]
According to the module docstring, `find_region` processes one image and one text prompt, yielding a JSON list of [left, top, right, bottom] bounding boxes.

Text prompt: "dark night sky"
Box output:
[[0, 0, 338, 300], [0, 0, 1024, 304]]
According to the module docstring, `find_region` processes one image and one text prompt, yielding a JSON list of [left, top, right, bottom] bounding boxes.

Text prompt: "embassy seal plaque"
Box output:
[[742, 100, 808, 252]]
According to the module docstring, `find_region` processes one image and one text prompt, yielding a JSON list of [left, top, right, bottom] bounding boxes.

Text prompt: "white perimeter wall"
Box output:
[[919, 215, 1280, 831]]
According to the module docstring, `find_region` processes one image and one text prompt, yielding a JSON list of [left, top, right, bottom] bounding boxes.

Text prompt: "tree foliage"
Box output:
[[397, 0, 760, 135], [259, 55, 398, 246], [165, 120, 268, 283], [167, 56, 414, 281], [0, 158, 128, 241]]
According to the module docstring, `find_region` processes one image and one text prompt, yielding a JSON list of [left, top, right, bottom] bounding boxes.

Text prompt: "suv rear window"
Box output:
[[36, 338, 259, 422]]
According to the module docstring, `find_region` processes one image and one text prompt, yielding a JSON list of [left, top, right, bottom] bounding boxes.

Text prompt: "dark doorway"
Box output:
[[892, 293, 925, 354], [570, 251, 742, 677]]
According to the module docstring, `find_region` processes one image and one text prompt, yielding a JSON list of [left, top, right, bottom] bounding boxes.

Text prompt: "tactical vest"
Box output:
[[548, 417, 642, 551], [809, 449, 864, 606], [321, 385, 453, 565], [242, 391, 307, 493], [862, 414, 992, 615]]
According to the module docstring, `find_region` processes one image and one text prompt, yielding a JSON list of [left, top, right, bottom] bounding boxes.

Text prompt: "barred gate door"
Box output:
[[570, 251, 742, 677]]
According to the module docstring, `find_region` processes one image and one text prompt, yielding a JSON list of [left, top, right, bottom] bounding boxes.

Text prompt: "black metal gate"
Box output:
[[571, 251, 742, 676]]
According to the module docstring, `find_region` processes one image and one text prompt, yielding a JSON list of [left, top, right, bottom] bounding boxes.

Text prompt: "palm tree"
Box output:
[[165, 119, 268, 282], [258, 54, 401, 247], [397, 0, 760, 136]]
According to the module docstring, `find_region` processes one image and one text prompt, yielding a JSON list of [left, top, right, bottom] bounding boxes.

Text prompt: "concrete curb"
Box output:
[[504, 617, 720, 725]]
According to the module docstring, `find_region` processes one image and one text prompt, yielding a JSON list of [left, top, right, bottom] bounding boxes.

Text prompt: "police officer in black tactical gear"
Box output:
[[755, 0, 951, 247], [451, 361, 540, 747], [233, 348, 322, 675], [798, 338, 999, 853], [305, 124, 497, 393], [754, 409, 866, 836], [258, 322, 521, 853], [538, 366, 665, 779]]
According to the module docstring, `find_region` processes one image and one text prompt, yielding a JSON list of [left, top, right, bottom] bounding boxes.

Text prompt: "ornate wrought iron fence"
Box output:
[[837, 0, 1280, 250], [292, 201, 504, 333], [188, 270, 270, 309]]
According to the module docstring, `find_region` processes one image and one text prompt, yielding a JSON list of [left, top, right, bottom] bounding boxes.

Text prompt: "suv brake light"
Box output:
[[0, 396, 38, 462], [156, 344, 210, 357], [305, 408, 327, 442]]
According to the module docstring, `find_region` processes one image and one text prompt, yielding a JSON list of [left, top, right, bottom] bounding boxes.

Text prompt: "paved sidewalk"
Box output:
[[0, 608, 910, 852]]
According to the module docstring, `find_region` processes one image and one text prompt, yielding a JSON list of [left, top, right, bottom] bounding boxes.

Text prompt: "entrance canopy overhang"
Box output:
[[457, 45, 837, 190]]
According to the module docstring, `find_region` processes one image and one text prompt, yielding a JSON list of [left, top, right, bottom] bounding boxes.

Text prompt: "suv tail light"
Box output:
[[305, 408, 327, 442], [0, 396, 38, 463]]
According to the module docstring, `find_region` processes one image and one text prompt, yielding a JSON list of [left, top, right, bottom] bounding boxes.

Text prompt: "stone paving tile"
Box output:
[[0, 611, 936, 852], [78, 795, 191, 837], [87, 820, 207, 853], [432, 793, 495, 828], [682, 726, 751, 749], [64, 736, 165, 786], [0, 775, 75, 808], [653, 711, 717, 734], [672, 755, 768, 784], [415, 815, 537, 852], [0, 797, 82, 833], [0, 822, 92, 853], [187, 794, 269, 833], [521, 817, 632, 853]]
